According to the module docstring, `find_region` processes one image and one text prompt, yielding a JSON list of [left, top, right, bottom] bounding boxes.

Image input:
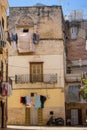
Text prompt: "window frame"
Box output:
[[30, 62, 43, 82], [70, 27, 78, 40]]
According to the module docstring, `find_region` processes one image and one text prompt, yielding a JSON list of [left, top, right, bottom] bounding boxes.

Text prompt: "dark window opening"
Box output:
[[31, 93, 34, 97], [23, 29, 29, 33], [50, 111, 54, 115], [67, 67, 72, 74]]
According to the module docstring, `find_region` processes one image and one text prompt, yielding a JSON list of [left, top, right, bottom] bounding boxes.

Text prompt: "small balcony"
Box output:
[[0, 24, 6, 53], [15, 74, 57, 84], [65, 73, 81, 83]]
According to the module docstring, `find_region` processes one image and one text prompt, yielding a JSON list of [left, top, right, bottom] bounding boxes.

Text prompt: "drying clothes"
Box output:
[[11, 33, 18, 44], [26, 96, 32, 107], [31, 95, 36, 107], [33, 33, 39, 44], [12, 41, 17, 50], [15, 33, 18, 44], [40, 95, 46, 108], [9, 77, 12, 86], [21, 97, 26, 104], [7, 84, 12, 96], [11, 33, 18, 50], [2, 82, 8, 96], [18, 31, 35, 53], [35, 95, 41, 109], [20, 97, 22, 103]]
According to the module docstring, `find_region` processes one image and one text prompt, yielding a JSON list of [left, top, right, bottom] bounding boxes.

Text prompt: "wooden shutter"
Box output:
[[38, 108, 43, 126], [30, 63, 43, 82], [25, 107, 30, 125]]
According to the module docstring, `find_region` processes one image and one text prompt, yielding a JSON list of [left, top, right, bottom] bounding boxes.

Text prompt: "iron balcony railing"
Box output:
[[0, 23, 6, 49], [65, 73, 81, 83], [15, 74, 57, 84]]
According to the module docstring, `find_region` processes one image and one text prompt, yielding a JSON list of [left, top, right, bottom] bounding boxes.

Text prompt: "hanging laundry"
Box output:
[[2, 82, 8, 96], [10, 33, 18, 50], [20, 97, 22, 103], [18, 31, 35, 53], [33, 33, 40, 44], [9, 77, 12, 86], [7, 84, 12, 96], [15, 33, 18, 44], [26, 96, 32, 107], [35, 95, 41, 109], [31, 95, 36, 107], [40, 95, 46, 108], [13, 41, 17, 50], [20, 96, 26, 104], [11, 33, 18, 44]]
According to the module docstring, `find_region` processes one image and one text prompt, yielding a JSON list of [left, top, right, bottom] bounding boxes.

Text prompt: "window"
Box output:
[[70, 27, 77, 40], [23, 29, 29, 33], [67, 67, 72, 74], [30, 62, 43, 82]]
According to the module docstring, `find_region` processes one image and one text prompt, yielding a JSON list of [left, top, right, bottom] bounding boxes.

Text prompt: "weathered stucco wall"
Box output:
[[8, 6, 65, 126], [8, 6, 63, 39]]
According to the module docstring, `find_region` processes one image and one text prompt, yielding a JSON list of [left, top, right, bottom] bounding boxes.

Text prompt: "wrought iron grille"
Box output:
[[15, 74, 57, 84]]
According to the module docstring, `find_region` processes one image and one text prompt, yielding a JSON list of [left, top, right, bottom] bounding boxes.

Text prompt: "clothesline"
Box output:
[[20, 95, 46, 110]]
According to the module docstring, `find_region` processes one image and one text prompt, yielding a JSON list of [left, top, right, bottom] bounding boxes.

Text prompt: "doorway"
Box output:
[[71, 109, 82, 125], [30, 107, 38, 125]]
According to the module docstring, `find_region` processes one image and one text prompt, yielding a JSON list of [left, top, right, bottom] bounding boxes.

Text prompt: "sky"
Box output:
[[8, 0, 87, 18]]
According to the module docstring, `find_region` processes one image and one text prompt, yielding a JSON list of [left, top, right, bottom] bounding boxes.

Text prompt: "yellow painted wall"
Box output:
[[8, 88, 64, 108]]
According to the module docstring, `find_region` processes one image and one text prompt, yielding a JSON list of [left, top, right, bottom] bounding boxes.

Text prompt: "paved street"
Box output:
[[1, 126, 86, 130]]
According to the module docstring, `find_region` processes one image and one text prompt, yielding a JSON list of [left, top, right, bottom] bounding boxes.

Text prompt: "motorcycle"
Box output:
[[47, 116, 64, 126]]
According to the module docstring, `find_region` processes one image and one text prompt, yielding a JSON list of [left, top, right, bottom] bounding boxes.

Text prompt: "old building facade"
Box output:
[[8, 6, 66, 125], [65, 12, 87, 126], [0, 0, 9, 128]]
